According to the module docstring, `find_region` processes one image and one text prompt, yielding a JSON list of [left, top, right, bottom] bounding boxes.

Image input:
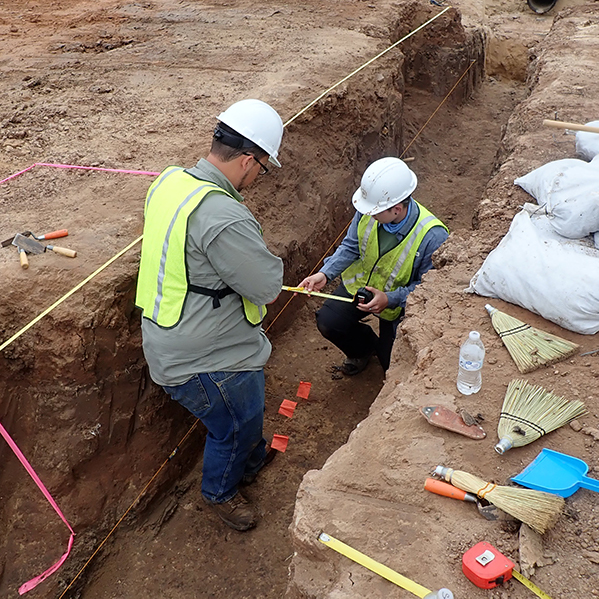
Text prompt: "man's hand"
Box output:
[[297, 272, 327, 293], [356, 286, 388, 314]]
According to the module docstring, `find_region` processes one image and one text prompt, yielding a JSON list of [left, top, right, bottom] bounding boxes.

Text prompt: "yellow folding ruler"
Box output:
[[318, 532, 453, 599]]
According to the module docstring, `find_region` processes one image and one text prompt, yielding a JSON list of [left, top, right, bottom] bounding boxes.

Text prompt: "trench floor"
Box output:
[[73, 76, 524, 599]]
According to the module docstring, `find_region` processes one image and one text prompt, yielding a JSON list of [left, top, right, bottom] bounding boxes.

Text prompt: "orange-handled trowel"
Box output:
[[424, 478, 516, 522], [11, 233, 76, 268]]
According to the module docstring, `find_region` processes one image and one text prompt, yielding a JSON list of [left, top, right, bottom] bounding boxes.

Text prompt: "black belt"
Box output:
[[188, 284, 235, 309]]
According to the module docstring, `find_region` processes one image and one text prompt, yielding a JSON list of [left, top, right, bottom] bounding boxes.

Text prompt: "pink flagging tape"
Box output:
[[0, 164, 37, 184], [36, 163, 160, 176], [0, 422, 75, 595], [0, 162, 159, 185]]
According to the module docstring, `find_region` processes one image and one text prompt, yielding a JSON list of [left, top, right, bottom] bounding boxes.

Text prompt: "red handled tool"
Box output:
[[424, 478, 516, 522], [424, 478, 477, 502], [31, 229, 68, 241], [1, 229, 68, 247]]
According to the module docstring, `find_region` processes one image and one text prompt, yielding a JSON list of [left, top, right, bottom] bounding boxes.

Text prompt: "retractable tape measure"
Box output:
[[462, 541, 553, 599]]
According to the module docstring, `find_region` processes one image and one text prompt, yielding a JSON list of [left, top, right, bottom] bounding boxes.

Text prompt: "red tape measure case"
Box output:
[[462, 541, 514, 589]]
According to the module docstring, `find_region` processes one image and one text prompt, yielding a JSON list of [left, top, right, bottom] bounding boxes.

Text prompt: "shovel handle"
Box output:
[[37, 229, 68, 240], [47, 245, 77, 258], [543, 119, 599, 134], [18, 248, 29, 270], [424, 478, 476, 503]]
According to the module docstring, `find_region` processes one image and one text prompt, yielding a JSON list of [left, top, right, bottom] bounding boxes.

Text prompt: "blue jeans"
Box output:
[[163, 370, 267, 503]]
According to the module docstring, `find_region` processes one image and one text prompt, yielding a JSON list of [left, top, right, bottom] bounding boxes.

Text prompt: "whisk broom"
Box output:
[[485, 304, 579, 373], [434, 466, 564, 534], [495, 379, 587, 455]]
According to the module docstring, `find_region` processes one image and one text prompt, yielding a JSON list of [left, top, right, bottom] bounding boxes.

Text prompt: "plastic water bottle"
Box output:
[[457, 331, 485, 395]]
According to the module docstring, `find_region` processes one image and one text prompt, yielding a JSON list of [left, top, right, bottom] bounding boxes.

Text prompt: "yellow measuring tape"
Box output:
[[318, 532, 453, 598], [512, 570, 553, 599], [281, 285, 354, 303]]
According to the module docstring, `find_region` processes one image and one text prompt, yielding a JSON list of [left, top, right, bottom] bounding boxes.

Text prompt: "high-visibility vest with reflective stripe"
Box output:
[[135, 166, 266, 328], [341, 202, 448, 321]]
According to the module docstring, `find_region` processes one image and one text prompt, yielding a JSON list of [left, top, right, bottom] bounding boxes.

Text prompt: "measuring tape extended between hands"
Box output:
[[318, 532, 453, 599]]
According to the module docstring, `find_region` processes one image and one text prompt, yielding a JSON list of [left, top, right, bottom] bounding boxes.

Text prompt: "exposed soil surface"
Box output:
[[0, 1, 597, 599]]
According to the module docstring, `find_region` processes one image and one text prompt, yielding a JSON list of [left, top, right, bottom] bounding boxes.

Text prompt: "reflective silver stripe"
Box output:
[[343, 272, 365, 287], [343, 217, 374, 286], [152, 183, 217, 321], [145, 167, 183, 212], [360, 218, 375, 257], [383, 215, 435, 292]]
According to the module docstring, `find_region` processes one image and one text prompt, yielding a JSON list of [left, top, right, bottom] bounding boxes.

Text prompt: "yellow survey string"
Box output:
[[284, 6, 452, 127], [0, 236, 143, 353], [0, 7, 452, 355], [8, 8, 457, 593], [318, 532, 432, 597]]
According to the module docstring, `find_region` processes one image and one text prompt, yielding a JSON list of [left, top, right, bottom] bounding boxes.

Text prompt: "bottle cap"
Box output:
[[469, 331, 480, 340], [494, 438, 513, 455]]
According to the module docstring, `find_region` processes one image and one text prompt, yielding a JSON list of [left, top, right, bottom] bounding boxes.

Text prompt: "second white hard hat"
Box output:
[[217, 99, 284, 167], [352, 157, 418, 215]]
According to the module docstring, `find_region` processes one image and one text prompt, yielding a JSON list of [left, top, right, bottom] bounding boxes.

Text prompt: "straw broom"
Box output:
[[434, 466, 564, 534], [495, 379, 587, 455], [485, 304, 579, 373]]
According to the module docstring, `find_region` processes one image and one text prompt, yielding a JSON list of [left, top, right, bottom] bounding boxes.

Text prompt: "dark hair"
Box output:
[[210, 122, 268, 163]]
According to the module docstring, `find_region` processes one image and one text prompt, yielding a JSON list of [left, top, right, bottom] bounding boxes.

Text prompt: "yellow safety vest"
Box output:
[[135, 166, 266, 328], [341, 202, 448, 321]]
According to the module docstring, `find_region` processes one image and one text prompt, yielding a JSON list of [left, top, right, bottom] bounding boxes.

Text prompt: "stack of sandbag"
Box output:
[[467, 209, 599, 334], [467, 120, 599, 335], [514, 154, 599, 247]]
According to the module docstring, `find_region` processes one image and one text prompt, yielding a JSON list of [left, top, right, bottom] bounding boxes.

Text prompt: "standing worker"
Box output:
[[135, 99, 284, 531], [298, 157, 448, 375]]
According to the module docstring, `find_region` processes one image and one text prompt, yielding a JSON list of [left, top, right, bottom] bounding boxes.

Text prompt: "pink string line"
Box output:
[[0, 422, 76, 595], [0, 162, 159, 184], [0, 161, 156, 592]]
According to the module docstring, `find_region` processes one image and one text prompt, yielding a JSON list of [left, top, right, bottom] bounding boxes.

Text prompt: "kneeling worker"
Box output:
[[298, 157, 448, 375], [135, 99, 284, 531]]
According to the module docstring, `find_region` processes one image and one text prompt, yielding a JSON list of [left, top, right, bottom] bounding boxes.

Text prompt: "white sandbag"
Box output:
[[576, 120, 599, 161], [467, 210, 599, 334], [514, 158, 599, 239], [514, 158, 584, 201]]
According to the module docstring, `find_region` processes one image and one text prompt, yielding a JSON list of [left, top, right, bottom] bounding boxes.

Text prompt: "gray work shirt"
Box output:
[[141, 159, 284, 386]]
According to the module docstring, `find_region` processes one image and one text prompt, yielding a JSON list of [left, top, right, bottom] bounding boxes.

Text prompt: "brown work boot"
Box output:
[[340, 354, 371, 376], [203, 492, 257, 531]]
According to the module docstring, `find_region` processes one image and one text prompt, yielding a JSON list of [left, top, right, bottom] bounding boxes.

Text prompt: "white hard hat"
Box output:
[[352, 157, 418, 215], [217, 99, 284, 167]]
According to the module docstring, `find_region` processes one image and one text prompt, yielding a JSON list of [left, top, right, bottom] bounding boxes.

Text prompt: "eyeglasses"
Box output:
[[243, 152, 269, 175]]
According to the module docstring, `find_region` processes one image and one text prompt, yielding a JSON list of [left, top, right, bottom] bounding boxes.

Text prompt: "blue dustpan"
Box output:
[[513, 448, 599, 498]]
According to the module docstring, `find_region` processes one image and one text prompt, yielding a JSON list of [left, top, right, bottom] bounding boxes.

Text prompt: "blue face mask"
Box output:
[[382, 200, 411, 234]]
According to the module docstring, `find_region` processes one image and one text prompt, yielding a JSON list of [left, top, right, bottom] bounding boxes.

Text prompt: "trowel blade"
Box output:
[[12, 233, 44, 254]]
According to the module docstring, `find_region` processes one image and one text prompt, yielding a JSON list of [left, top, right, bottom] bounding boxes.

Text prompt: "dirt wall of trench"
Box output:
[[287, 6, 599, 599], [0, 3, 486, 594]]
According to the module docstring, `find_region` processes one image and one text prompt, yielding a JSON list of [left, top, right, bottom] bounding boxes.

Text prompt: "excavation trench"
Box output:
[[0, 6, 526, 598]]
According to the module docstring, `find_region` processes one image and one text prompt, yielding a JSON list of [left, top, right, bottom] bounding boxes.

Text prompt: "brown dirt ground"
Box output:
[[0, 0, 597, 598]]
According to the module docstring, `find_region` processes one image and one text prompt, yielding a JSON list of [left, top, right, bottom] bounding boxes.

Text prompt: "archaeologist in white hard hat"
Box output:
[[135, 99, 284, 531], [298, 157, 448, 375]]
